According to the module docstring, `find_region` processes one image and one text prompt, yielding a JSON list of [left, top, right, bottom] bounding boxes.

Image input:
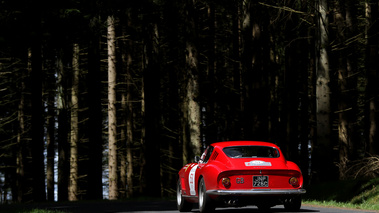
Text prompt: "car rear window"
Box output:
[[223, 146, 280, 158]]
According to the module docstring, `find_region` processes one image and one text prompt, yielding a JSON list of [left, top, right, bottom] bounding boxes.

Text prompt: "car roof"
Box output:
[[210, 141, 279, 149]]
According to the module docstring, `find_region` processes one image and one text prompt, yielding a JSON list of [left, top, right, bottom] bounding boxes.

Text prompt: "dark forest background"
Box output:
[[1, 0, 379, 203]]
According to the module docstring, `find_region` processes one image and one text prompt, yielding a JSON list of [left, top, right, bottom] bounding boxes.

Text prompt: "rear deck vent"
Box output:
[[211, 151, 219, 160]]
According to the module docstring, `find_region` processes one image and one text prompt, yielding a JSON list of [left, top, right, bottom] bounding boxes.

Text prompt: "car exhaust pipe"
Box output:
[[225, 199, 238, 206]]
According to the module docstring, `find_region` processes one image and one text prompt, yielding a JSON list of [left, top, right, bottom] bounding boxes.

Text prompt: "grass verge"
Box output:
[[22, 210, 65, 213], [303, 178, 379, 211]]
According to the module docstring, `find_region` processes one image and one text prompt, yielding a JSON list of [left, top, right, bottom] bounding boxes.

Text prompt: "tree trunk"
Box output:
[[344, 0, 361, 160], [250, 3, 269, 142], [232, 0, 242, 140], [298, 2, 312, 185], [107, 15, 118, 200], [120, 90, 127, 199], [46, 67, 56, 202], [86, 15, 104, 200], [240, 0, 252, 140], [204, 1, 217, 145], [181, 99, 190, 164], [30, 23, 46, 202], [162, 0, 184, 195], [366, 0, 379, 155], [334, 0, 350, 179], [125, 21, 134, 199], [126, 66, 134, 198], [119, 11, 134, 199], [57, 51, 69, 202], [69, 43, 80, 201], [186, 48, 201, 158], [15, 49, 30, 203], [185, 0, 201, 159], [314, 0, 335, 181], [140, 75, 146, 195], [143, 0, 161, 196], [284, 15, 300, 161]]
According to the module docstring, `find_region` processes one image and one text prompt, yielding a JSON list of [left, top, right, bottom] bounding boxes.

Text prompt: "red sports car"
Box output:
[[177, 141, 306, 212]]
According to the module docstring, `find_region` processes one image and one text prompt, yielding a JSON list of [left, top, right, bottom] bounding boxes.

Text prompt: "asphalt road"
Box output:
[[1, 201, 378, 213]]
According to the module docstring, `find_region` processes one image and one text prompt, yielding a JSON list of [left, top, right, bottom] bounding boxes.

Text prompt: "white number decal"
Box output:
[[188, 165, 198, 195]]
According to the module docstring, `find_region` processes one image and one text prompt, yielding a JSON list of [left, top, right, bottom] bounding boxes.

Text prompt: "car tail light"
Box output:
[[289, 177, 299, 187], [222, 177, 231, 188]]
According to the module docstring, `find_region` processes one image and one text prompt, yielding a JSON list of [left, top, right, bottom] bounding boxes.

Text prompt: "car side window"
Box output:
[[201, 146, 214, 163]]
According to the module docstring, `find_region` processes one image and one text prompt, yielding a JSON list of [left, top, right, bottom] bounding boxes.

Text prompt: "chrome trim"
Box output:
[[206, 189, 306, 196], [182, 195, 196, 198]]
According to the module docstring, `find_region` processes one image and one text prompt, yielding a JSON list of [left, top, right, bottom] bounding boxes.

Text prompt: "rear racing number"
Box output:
[[236, 177, 244, 184]]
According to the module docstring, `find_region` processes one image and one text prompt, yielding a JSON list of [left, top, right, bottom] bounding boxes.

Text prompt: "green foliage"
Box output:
[[23, 210, 66, 213], [350, 179, 379, 206], [304, 178, 379, 210], [305, 200, 379, 211]]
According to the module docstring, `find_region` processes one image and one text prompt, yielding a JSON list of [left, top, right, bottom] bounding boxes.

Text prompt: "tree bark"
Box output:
[[126, 65, 134, 198], [314, 0, 335, 181], [185, 0, 201, 159], [284, 14, 300, 161], [46, 66, 56, 202], [143, 0, 161, 196], [120, 91, 127, 199], [334, 0, 350, 179], [86, 15, 104, 200], [30, 21, 46, 202], [203, 1, 217, 145], [69, 43, 80, 201], [119, 10, 134, 199], [140, 74, 147, 195], [107, 15, 118, 200], [366, 0, 379, 155], [15, 49, 30, 203], [232, 0, 242, 140], [240, 0, 252, 140], [125, 20, 134, 199], [57, 51, 69, 202]]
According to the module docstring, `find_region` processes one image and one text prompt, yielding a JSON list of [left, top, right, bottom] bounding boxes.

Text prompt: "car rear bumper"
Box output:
[[206, 188, 306, 196]]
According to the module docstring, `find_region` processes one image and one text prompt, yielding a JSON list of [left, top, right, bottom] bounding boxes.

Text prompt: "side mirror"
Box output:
[[194, 156, 201, 163]]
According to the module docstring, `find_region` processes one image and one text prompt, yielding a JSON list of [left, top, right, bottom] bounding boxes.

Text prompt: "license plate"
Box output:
[[253, 176, 269, 187]]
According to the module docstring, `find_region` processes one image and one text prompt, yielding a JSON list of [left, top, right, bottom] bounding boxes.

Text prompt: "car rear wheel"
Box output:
[[199, 178, 215, 213], [177, 179, 193, 212], [284, 196, 302, 211]]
